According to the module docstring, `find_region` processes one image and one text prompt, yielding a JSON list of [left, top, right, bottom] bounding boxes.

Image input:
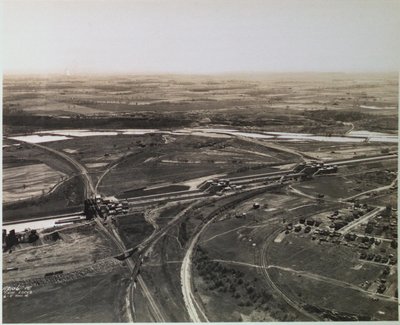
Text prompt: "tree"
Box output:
[[4, 230, 19, 251]]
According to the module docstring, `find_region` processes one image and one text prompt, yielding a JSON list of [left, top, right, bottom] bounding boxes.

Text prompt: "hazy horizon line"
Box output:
[[3, 70, 399, 78]]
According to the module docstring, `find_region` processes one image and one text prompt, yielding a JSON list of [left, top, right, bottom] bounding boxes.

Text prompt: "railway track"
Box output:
[[259, 228, 321, 321]]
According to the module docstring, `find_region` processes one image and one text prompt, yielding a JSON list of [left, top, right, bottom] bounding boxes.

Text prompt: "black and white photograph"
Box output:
[[1, 0, 399, 323]]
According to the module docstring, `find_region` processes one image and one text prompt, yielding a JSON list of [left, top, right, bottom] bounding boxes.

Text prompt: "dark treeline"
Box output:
[[3, 114, 193, 132], [304, 109, 371, 122]]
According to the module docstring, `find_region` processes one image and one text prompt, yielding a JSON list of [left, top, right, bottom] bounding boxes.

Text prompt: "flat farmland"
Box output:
[[4, 74, 398, 135], [3, 163, 66, 203], [2, 143, 85, 222]]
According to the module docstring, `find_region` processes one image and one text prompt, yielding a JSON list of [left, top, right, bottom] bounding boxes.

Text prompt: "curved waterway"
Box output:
[[8, 127, 397, 144]]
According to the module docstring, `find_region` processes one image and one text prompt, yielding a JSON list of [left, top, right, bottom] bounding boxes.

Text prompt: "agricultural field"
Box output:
[[3, 163, 65, 203], [3, 73, 398, 135]]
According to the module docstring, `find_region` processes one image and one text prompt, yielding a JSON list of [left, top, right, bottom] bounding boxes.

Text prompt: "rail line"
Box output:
[[259, 229, 321, 321]]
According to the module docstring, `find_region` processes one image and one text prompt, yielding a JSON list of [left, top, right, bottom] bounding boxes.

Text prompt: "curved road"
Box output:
[[29, 142, 95, 198], [181, 219, 211, 323]]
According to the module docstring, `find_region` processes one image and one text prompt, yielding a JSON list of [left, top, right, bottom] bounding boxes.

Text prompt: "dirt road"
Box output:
[[180, 220, 210, 323]]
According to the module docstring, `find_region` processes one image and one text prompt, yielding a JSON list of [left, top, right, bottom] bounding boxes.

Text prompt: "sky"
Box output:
[[2, 0, 400, 74]]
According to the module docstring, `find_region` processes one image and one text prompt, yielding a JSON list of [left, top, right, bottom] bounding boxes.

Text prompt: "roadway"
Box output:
[[181, 218, 211, 323]]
